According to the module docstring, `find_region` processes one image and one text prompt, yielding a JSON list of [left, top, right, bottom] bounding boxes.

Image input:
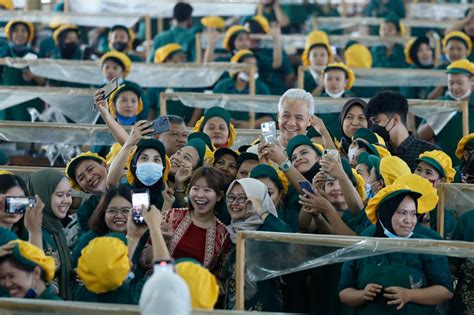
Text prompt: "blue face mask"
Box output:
[[365, 183, 375, 200], [24, 288, 38, 299], [136, 162, 164, 186], [379, 219, 413, 239], [116, 112, 137, 126]]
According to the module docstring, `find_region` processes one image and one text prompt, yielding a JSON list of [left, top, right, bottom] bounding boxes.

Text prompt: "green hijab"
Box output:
[[28, 169, 72, 300]]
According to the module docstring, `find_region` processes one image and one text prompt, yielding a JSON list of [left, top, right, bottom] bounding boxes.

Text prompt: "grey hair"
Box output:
[[277, 88, 314, 116]]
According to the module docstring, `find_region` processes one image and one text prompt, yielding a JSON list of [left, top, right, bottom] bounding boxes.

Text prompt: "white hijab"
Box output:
[[226, 178, 278, 243]]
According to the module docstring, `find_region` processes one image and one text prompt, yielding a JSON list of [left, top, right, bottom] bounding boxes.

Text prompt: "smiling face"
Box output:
[[102, 59, 124, 82], [309, 46, 329, 67], [236, 159, 259, 179], [324, 179, 346, 208], [11, 23, 29, 46], [278, 98, 312, 146], [446, 39, 468, 62], [391, 195, 417, 237], [447, 73, 471, 99], [115, 91, 139, 118], [169, 146, 199, 175], [257, 176, 282, 207], [342, 105, 368, 138], [74, 159, 108, 195], [416, 43, 433, 66], [290, 144, 320, 174], [0, 186, 25, 228], [50, 178, 72, 219], [203, 117, 229, 149], [380, 22, 398, 37], [104, 195, 131, 233], [214, 154, 238, 186], [226, 183, 248, 220], [324, 69, 347, 95], [189, 177, 221, 216], [0, 261, 41, 298], [414, 161, 442, 187], [158, 123, 187, 156], [234, 32, 250, 51]]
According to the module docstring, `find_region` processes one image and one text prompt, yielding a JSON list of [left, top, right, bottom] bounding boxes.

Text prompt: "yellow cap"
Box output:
[[455, 133, 474, 160], [100, 50, 132, 78], [223, 25, 248, 52], [418, 150, 456, 183], [108, 84, 143, 118], [447, 59, 474, 76], [77, 236, 130, 294], [9, 240, 55, 283], [65, 151, 106, 192], [175, 261, 219, 309], [0, 0, 13, 10], [201, 16, 225, 29], [5, 20, 35, 43], [345, 43, 372, 68], [106, 142, 122, 165], [0, 170, 13, 175], [154, 43, 183, 64], [404, 37, 417, 65], [393, 174, 439, 213], [252, 15, 270, 34], [380, 156, 411, 186], [193, 116, 236, 148], [230, 49, 254, 63], [443, 31, 472, 56], [302, 30, 333, 66], [52, 24, 79, 45], [324, 62, 355, 90]]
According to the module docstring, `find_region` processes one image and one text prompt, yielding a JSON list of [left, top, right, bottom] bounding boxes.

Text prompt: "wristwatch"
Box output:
[[279, 159, 292, 172]]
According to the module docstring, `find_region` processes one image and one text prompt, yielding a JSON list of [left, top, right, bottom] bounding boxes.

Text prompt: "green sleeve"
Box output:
[[261, 213, 291, 233], [280, 51, 294, 75], [213, 79, 231, 93], [303, 72, 317, 93], [77, 195, 101, 235], [338, 259, 359, 291], [256, 79, 271, 95], [421, 254, 454, 292]]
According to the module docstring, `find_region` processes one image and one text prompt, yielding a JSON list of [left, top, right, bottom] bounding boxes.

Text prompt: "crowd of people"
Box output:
[[0, 0, 474, 314]]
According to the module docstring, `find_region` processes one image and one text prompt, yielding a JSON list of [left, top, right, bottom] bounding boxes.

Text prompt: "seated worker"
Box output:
[[212, 148, 239, 189], [418, 59, 474, 160], [301, 30, 334, 96], [0, 19, 44, 121], [213, 49, 273, 128], [106, 24, 141, 61], [318, 62, 356, 139], [148, 2, 195, 62], [193, 106, 236, 149], [344, 41, 377, 98], [401, 36, 435, 100], [454, 133, 474, 182], [445, 7, 474, 62], [147, 43, 203, 126]]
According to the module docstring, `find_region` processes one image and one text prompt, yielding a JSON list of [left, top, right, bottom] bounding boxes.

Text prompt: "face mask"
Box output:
[[136, 162, 164, 186], [24, 275, 37, 299], [116, 112, 137, 126], [379, 219, 413, 239], [325, 89, 345, 99], [112, 41, 128, 52], [371, 122, 391, 143], [365, 183, 375, 200], [449, 89, 472, 101], [60, 42, 78, 59], [11, 44, 29, 56], [237, 72, 259, 82], [419, 58, 433, 67], [348, 146, 358, 164]]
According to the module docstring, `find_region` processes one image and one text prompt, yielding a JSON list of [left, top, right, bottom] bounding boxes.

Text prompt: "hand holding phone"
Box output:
[[147, 116, 171, 136], [132, 189, 150, 225], [298, 180, 315, 195], [261, 121, 277, 144], [93, 77, 119, 110], [322, 149, 340, 180], [4, 196, 36, 214]]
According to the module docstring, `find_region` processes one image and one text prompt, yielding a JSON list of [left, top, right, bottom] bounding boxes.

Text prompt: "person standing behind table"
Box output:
[[365, 91, 439, 171], [105, 25, 142, 62]]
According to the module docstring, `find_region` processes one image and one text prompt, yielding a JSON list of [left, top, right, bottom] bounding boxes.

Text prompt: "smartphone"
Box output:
[[132, 189, 150, 225], [4, 196, 36, 214], [147, 116, 170, 136], [93, 77, 119, 110], [323, 149, 340, 180], [298, 180, 314, 194], [261, 121, 277, 144], [153, 260, 175, 273]]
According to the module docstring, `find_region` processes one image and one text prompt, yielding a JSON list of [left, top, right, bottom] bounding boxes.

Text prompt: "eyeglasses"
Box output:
[[226, 195, 247, 205], [105, 208, 131, 216]]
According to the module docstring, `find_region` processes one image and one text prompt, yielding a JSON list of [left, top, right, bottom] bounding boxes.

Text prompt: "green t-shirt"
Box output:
[[255, 48, 294, 95], [148, 26, 195, 62]]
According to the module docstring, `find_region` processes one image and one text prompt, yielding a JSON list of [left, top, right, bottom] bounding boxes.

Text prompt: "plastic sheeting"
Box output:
[[441, 183, 474, 217], [0, 58, 248, 88], [0, 10, 139, 28], [407, 3, 469, 20], [242, 232, 474, 281]]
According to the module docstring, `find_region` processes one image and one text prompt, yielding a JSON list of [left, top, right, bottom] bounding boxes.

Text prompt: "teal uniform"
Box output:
[[49, 46, 91, 88], [449, 210, 474, 315], [213, 77, 271, 121], [429, 207, 458, 239], [76, 195, 101, 235], [360, 223, 443, 240], [339, 231, 453, 315], [279, 185, 301, 232], [216, 202, 231, 226], [38, 36, 56, 58], [219, 214, 289, 311], [435, 93, 474, 161], [37, 285, 62, 300], [363, 0, 406, 35], [371, 44, 408, 86], [303, 71, 318, 94], [255, 48, 293, 96], [148, 26, 195, 62], [319, 92, 354, 140], [0, 46, 43, 121], [400, 64, 434, 100]]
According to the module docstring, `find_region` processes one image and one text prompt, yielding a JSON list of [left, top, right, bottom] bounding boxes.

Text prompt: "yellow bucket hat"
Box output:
[[100, 50, 132, 78], [455, 133, 474, 160], [223, 25, 248, 52], [108, 84, 143, 118], [344, 43, 372, 69], [447, 59, 474, 76], [201, 16, 225, 29], [5, 20, 35, 43], [77, 235, 130, 294], [175, 260, 219, 309], [65, 151, 107, 192], [302, 30, 334, 66], [230, 49, 254, 64], [417, 150, 456, 183], [393, 174, 439, 212], [52, 24, 79, 45], [379, 156, 411, 186], [0, 170, 13, 175], [193, 109, 236, 148], [154, 43, 184, 64], [251, 15, 270, 34], [0, 0, 13, 10], [8, 240, 55, 282], [323, 62, 355, 90], [443, 31, 472, 56]]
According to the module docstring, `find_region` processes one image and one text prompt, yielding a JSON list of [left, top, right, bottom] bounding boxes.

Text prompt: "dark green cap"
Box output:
[[0, 227, 18, 246], [341, 159, 357, 188], [287, 135, 322, 159], [368, 154, 381, 178], [447, 67, 472, 76], [213, 147, 239, 163], [357, 151, 372, 168], [186, 138, 206, 167], [188, 132, 214, 151], [416, 156, 445, 178], [250, 164, 283, 191], [237, 152, 258, 166], [306, 126, 321, 139], [353, 128, 378, 144], [201, 107, 231, 130]]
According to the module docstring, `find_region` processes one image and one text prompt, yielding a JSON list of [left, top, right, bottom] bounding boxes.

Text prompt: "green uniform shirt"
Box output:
[[38, 285, 62, 300], [74, 278, 145, 304], [255, 48, 293, 95], [39, 36, 56, 58], [148, 26, 195, 62], [76, 195, 101, 235]]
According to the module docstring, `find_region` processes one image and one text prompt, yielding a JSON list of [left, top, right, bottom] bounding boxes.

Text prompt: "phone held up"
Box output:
[[298, 180, 314, 195], [4, 196, 36, 214], [93, 77, 119, 110], [147, 116, 171, 136], [261, 121, 277, 144], [132, 188, 150, 225], [322, 149, 340, 180]]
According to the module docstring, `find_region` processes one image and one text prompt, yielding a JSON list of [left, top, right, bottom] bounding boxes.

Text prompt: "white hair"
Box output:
[[277, 88, 314, 117]]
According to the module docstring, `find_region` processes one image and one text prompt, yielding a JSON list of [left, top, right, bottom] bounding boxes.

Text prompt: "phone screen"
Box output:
[[261, 121, 277, 144], [132, 189, 149, 225], [4, 196, 36, 214]]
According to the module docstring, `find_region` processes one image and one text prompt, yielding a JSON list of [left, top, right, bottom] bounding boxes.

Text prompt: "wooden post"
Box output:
[[462, 101, 469, 136], [436, 184, 445, 237], [257, 2, 263, 16], [297, 66, 305, 89], [63, 0, 69, 12], [158, 17, 164, 34], [235, 232, 246, 311], [433, 35, 441, 68], [195, 33, 202, 64], [159, 92, 167, 117], [341, 0, 347, 18], [248, 65, 256, 129], [145, 16, 152, 63]]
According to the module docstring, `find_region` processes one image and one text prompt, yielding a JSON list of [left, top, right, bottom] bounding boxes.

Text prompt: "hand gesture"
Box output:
[[361, 283, 382, 302], [124, 120, 153, 149], [141, 205, 163, 230], [259, 142, 287, 165], [94, 89, 108, 114], [299, 189, 333, 215], [310, 115, 327, 135], [161, 184, 175, 211], [320, 154, 345, 180], [0, 242, 15, 257], [24, 195, 44, 235], [175, 166, 192, 187], [384, 286, 411, 310], [312, 171, 327, 192], [127, 208, 148, 241], [268, 22, 281, 39]]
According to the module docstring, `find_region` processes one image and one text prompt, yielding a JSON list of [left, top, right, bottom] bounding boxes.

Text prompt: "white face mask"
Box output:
[[449, 89, 472, 101], [348, 146, 358, 164], [419, 58, 433, 67], [325, 89, 345, 99], [237, 72, 259, 82]]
